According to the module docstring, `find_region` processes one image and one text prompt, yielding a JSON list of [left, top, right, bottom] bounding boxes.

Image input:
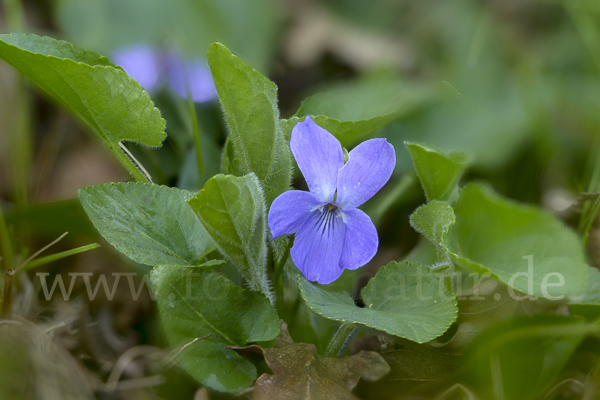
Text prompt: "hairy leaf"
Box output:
[[208, 43, 291, 206], [187, 174, 272, 301], [410, 201, 455, 247], [79, 183, 215, 266], [151, 265, 280, 392]]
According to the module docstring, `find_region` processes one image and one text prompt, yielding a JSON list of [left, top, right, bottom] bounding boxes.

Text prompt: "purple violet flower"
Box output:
[[112, 44, 162, 92], [268, 117, 396, 284], [165, 52, 217, 103], [111, 45, 217, 103]]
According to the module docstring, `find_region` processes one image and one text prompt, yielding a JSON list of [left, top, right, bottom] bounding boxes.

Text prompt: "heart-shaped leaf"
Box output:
[[208, 43, 291, 206], [299, 261, 458, 343]]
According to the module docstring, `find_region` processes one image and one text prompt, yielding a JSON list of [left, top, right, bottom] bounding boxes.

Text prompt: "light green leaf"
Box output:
[[445, 184, 589, 298], [405, 142, 470, 202], [151, 265, 280, 393], [299, 261, 458, 343], [410, 201, 456, 267], [410, 201, 455, 247], [187, 174, 272, 301], [78, 183, 216, 266], [287, 76, 431, 147], [569, 266, 600, 319], [462, 315, 587, 400], [0, 33, 166, 182], [208, 43, 291, 206]]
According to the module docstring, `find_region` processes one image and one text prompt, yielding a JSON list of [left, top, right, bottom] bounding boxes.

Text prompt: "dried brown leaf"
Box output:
[[233, 321, 390, 400]]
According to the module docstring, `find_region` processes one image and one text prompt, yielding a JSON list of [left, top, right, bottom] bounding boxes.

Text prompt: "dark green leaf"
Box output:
[[0, 33, 166, 182], [151, 265, 280, 392], [299, 261, 458, 343], [79, 183, 215, 266]]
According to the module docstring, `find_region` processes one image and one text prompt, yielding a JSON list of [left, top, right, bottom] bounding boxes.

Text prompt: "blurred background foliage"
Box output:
[[1, 0, 600, 399]]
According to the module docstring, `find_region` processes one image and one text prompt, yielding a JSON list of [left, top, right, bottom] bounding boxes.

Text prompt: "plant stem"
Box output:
[[2, 269, 14, 318], [324, 322, 356, 358], [0, 206, 14, 272]]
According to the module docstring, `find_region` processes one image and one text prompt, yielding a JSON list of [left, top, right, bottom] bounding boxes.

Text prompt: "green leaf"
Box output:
[[289, 78, 428, 145], [187, 174, 272, 301], [0, 33, 166, 182], [569, 267, 600, 319], [151, 265, 280, 393], [405, 142, 470, 202], [410, 201, 455, 248], [78, 183, 215, 266], [445, 184, 589, 298], [462, 315, 588, 400], [287, 76, 431, 147], [208, 42, 291, 206], [299, 261, 458, 343]]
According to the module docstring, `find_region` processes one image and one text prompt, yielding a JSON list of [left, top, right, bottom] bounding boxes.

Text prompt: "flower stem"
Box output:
[[324, 322, 356, 358]]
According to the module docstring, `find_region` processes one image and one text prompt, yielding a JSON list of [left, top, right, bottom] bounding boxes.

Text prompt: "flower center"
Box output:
[[328, 203, 338, 211]]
